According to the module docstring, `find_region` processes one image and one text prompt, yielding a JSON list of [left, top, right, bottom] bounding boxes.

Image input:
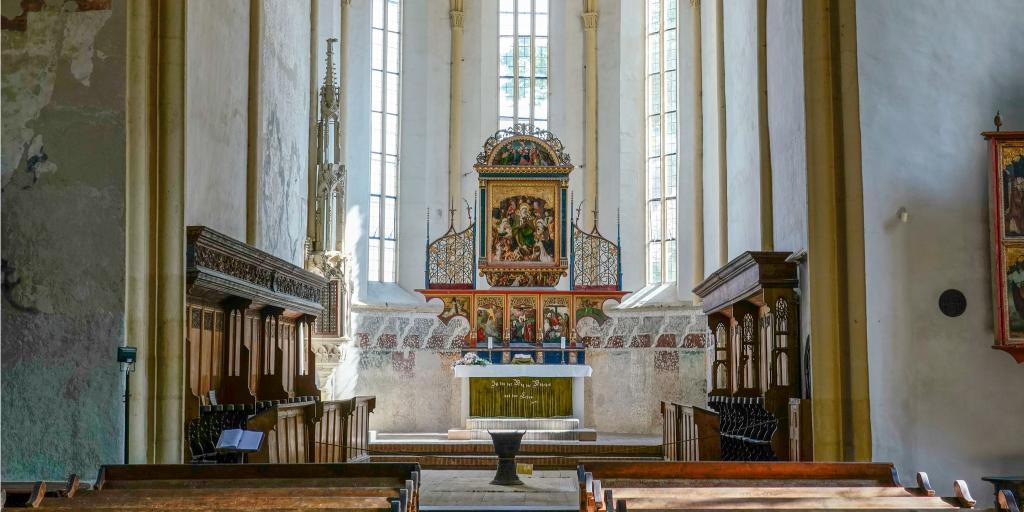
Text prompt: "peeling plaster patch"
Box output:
[[1, 5, 112, 187], [60, 9, 111, 86]]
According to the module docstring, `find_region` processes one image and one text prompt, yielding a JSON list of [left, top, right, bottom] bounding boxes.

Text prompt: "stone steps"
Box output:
[[369, 454, 661, 469], [466, 417, 580, 431], [447, 428, 593, 441]]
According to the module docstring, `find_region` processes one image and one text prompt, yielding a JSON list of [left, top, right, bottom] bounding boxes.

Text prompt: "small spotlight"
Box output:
[[117, 346, 137, 364]]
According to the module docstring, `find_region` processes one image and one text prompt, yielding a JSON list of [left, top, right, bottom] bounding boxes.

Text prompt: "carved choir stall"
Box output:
[[418, 125, 626, 441], [983, 127, 1024, 363], [689, 251, 805, 461], [185, 226, 373, 464]]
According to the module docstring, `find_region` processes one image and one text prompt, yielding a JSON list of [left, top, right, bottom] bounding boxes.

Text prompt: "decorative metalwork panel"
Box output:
[[427, 223, 475, 289], [315, 280, 339, 337], [571, 225, 621, 290]]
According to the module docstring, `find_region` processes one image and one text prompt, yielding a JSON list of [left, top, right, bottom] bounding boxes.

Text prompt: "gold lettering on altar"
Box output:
[[469, 377, 572, 417]]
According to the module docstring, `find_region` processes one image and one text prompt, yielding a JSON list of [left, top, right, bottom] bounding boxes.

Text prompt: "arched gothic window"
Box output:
[[369, 0, 402, 282], [498, 0, 549, 130], [646, 0, 678, 284]]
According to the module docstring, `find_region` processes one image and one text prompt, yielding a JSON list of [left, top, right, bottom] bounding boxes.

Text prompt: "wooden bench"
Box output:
[[31, 463, 420, 511], [2, 475, 87, 508], [577, 461, 977, 511]]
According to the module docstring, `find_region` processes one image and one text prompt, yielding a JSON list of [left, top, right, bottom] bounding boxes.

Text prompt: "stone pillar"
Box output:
[[691, 0, 705, 297], [246, 0, 263, 246], [449, 1, 464, 221], [714, 0, 728, 265], [126, 0, 155, 463], [154, 0, 187, 463], [335, 0, 351, 250], [582, 2, 599, 229], [307, 0, 320, 245], [757, 0, 773, 250], [802, 0, 871, 461]]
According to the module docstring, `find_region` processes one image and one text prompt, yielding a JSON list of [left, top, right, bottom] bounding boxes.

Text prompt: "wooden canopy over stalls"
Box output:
[[184, 226, 327, 457], [692, 251, 803, 461]]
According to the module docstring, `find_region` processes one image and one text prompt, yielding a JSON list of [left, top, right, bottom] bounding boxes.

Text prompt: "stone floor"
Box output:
[[419, 469, 578, 511]]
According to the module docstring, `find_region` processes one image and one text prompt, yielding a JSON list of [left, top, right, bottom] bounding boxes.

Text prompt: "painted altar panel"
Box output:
[[475, 125, 573, 288], [508, 294, 541, 344], [438, 294, 472, 326], [541, 295, 571, 343], [574, 295, 611, 327], [486, 180, 561, 267], [474, 294, 506, 346], [985, 131, 1024, 363]]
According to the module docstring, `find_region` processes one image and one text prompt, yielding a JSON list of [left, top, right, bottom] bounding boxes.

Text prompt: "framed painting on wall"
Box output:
[[984, 129, 1024, 363]]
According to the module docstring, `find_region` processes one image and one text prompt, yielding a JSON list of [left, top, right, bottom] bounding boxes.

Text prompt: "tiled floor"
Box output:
[[419, 469, 578, 511]]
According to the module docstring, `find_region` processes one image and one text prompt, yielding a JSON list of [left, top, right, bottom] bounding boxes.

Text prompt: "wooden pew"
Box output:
[[34, 463, 419, 512], [314, 396, 377, 463], [2, 475, 86, 508], [661, 401, 720, 461], [577, 461, 976, 511]]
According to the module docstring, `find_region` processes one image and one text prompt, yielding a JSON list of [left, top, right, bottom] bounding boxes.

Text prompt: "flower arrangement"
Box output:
[[452, 352, 490, 368]]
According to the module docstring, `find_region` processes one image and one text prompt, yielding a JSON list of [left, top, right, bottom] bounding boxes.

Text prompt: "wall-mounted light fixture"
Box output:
[[897, 207, 910, 223]]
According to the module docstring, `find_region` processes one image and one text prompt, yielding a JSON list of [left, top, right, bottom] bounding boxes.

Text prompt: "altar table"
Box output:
[[454, 364, 592, 422]]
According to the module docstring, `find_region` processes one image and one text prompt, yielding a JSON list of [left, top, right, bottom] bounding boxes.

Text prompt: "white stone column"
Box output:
[[714, 0, 728, 265], [756, 0, 773, 250], [155, 0, 187, 463], [126, 0, 154, 463], [449, 1, 464, 222], [582, 1, 598, 229], [691, 0, 705, 295]]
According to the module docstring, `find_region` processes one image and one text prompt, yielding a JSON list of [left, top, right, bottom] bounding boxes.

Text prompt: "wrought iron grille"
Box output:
[[427, 223, 475, 288], [571, 225, 620, 290]]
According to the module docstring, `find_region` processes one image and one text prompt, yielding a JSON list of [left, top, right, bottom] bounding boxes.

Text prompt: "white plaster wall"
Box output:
[[765, 0, 810, 358], [345, 0, 373, 302], [722, 0, 760, 259], [1, 0, 126, 480], [256, 0, 311, 267], [857, 0, 1024, 502], [185, 0, 249, 240], [396, 0, 449, 294], [611, 0, 648, 293]]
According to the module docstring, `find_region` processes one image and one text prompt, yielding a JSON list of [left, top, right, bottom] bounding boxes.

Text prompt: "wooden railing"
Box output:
[[313, 396, 376, 462], [661, 401, 720, 461], [206, 395, 376, 464], [247, 400, 319, 464]]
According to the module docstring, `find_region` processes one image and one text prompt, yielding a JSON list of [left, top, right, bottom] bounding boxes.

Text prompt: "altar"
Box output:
[[454, 364, 592, 423]]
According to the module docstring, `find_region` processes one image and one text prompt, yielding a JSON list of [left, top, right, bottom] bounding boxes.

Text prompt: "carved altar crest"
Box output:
[[475, 125, 572, 287]]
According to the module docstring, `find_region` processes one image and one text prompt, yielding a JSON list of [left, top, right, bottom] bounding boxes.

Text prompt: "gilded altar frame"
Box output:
[[475, 124, 573, 288]]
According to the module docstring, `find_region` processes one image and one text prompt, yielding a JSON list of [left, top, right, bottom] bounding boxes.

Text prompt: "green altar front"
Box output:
[[469, 377, 573, 418]]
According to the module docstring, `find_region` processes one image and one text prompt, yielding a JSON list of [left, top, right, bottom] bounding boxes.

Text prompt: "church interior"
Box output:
[[2, 0, 1023, 510]]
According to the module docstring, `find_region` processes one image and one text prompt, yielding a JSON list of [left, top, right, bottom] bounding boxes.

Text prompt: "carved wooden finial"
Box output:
[[995, 110, 1003, 131]]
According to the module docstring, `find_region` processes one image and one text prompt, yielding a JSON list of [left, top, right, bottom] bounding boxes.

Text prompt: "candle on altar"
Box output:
[[560, 336, 566, 350], [488, 337, 493, 350]]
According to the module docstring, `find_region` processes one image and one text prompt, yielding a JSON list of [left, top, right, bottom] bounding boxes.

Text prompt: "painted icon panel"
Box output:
[[509, 295, 539, 344], [487, 181, 559, 266], [475, 295, 505, 345], [542, 296, 570, 343]]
